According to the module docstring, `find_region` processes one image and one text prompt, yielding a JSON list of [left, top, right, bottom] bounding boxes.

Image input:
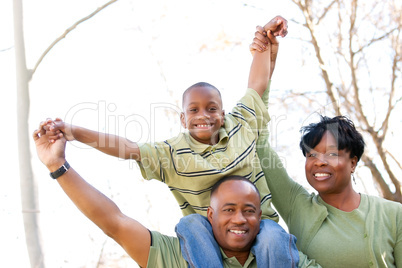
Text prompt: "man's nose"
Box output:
[[231, 211, 247, 224]]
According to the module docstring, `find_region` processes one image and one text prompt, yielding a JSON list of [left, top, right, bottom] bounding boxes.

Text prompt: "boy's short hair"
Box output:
[[182, 82, 222, 107]]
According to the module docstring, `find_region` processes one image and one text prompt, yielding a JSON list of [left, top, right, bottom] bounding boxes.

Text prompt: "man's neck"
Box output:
[[223, 250, 250, 266]]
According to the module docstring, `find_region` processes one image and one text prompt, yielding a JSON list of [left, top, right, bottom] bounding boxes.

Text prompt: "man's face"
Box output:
[[207, 180, 261, 258], [180, 86, 225, 145]]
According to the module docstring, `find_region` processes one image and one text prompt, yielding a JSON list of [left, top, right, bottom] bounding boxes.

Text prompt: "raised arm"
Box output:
[[45, 118, 141, 161], [33, 122, 150, 267], [248, 16, 288, 97]]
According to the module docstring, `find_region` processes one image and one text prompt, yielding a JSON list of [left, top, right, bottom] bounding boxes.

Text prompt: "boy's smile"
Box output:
[[181, 85, 225, 145]]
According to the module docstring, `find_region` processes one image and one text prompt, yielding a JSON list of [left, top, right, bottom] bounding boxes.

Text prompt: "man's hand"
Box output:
[[43, 118, 75, 143], [33, 121, 67, 171]]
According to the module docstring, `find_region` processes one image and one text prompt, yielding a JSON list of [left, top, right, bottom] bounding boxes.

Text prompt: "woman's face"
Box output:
[[304, 131, 357, 195]]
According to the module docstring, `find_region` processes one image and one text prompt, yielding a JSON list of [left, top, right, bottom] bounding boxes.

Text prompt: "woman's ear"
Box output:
[[351, 156, 358, 173]]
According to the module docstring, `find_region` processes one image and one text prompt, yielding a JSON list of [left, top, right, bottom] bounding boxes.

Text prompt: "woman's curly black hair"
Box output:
[[299, 115, 365, 162]]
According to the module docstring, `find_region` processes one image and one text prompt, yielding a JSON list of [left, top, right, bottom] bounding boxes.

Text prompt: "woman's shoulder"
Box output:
[[364, 194, 402, 213]]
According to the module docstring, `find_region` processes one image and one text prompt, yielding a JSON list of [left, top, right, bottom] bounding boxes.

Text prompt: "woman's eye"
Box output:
[[308, 153, 316, 157]]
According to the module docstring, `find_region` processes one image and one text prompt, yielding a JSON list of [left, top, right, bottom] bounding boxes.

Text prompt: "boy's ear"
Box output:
[[180, 112, 187, 129], [221, 110, 225, 126]]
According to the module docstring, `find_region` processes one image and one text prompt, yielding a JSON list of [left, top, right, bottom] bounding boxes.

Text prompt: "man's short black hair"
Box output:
[[210, 175, 260, 199]]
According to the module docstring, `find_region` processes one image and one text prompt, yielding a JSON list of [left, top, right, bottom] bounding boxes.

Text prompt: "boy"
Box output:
[[44, 16, 293, 267]]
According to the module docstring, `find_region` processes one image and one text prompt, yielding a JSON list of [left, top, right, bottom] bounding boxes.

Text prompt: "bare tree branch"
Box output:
[[31, 0, 119, 77], [0, 46, 14, 52], [355, 28, 399, 55], [380, 28, 401, 137], [386, 150, 402, 170], [316, 0, 336, 24]]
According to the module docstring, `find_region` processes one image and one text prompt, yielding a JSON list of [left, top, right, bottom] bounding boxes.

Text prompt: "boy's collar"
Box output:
[[184, 128, 228, 154]]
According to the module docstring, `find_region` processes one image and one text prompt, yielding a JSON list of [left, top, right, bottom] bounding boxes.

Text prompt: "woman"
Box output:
[[257, 115, 402, 267]]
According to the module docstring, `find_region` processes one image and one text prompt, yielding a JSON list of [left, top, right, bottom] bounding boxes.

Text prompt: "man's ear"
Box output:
[[207, 206, 213, 224], [180, 112, 187, 129]]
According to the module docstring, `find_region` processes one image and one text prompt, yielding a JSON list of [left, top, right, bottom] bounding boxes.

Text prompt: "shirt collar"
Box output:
[[219, 248, 255, 267], [184, 128, 229, 154]]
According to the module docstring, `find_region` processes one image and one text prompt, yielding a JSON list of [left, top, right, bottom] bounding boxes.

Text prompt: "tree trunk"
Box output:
[[13, 0, 45, 267]]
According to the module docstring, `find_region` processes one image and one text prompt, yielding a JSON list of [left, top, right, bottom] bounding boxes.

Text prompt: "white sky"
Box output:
[[1, 0, 399, 267]]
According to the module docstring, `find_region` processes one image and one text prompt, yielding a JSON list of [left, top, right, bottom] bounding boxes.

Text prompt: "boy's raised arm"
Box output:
[[45, 118, 141, 161], [33, 122, 151, 267], [248, 16, 288, 97]]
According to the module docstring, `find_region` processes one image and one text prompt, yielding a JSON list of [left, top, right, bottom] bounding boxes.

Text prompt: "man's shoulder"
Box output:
[[147, 231, 188, 268]]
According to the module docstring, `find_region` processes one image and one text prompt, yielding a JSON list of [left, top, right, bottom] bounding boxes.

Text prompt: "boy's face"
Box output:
[[180, 86, 225, 145]]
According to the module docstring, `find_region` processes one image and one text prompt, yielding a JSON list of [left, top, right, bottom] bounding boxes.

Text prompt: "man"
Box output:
[[33, 122, 320, 267]]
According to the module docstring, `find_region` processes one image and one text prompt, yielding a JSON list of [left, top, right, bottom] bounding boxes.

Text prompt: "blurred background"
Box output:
[[1, 0, 401, 267]]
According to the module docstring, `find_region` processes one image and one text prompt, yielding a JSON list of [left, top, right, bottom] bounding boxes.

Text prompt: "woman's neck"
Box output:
[[319, 189, 361, 212]]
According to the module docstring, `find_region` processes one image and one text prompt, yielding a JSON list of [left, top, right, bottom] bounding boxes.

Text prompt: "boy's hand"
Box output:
[[43, 118, 75, 142], [249, 16, 287, 79], [250, 15, 287, 54], [33, 121, 67, 170]]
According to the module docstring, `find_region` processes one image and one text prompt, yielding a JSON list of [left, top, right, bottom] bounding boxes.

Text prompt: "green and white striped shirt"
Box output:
[[138, 87, 278, 221]]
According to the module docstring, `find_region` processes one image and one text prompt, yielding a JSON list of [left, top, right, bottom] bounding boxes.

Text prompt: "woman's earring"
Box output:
[[352, 173, 356, 185]]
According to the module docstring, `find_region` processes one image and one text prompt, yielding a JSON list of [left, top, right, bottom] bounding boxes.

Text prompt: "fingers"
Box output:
[[266, 30, 279, 45], [264, 15, 288, 38], [250, 25, 270, 53], [33, 121, 47, 141], [34, 118, 64, 143]]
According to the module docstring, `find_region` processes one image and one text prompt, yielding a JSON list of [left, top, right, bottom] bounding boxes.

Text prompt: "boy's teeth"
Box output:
[[230, 230, 246, 234]]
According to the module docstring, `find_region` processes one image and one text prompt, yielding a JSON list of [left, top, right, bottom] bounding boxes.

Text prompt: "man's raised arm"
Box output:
[[33, 121, 150, 267]]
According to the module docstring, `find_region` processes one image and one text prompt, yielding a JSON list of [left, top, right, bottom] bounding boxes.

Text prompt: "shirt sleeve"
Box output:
[[231, 84, 271, 138], [137, 142, 169, 182], [146, 231, 188, 268], [395, 205, 402, 267]]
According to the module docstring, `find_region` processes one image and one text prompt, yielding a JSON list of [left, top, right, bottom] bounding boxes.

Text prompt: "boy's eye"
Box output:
[[189, 108, 197, 112], [328, 152, 338, 157], [209, 107, 217, 111]]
